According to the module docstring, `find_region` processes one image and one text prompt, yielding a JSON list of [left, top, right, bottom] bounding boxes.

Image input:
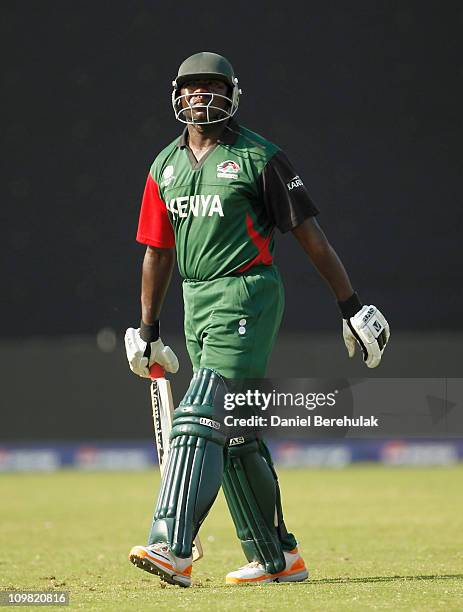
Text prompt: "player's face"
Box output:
[[180, 79, 230, 123]]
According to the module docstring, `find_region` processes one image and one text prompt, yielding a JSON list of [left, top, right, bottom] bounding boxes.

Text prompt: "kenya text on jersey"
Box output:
[[166, 194, 224, 219]]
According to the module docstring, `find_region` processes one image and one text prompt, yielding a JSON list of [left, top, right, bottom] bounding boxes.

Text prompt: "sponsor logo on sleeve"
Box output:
[[217, 160, 240, 179], [286, 175, 303, 191]]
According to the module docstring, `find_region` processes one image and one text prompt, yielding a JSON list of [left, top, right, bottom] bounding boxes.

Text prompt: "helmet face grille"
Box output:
[[172, 83, 241, 125]]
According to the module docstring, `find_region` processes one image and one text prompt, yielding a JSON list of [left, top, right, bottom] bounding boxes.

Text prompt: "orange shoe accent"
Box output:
[[226, 576, 247, 584], [143, 551, 192, 577], [288, 557, 305, 572], [226, 557, 307, 584]]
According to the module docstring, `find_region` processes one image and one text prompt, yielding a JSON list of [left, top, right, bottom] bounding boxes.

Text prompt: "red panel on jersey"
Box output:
[[237, 212, 274, 273], [136, 174, 175, 248]]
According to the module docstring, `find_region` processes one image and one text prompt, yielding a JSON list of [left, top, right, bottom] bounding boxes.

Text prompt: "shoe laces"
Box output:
[[148, 542, 169, 554], [239, 560, 264, 570]]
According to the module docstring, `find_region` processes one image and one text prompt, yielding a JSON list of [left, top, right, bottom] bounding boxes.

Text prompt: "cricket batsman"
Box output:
[[124, 52, 390, 587]]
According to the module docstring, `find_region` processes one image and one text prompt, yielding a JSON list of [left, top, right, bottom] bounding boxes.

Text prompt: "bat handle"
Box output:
[[149, 363, 165, 379]]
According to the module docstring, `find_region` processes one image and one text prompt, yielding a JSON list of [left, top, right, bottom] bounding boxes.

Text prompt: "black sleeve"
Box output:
[[259, 149, 319, 233]]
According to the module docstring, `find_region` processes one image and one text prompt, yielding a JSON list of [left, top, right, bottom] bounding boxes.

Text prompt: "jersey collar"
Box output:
[[176, 119, 240, 149]]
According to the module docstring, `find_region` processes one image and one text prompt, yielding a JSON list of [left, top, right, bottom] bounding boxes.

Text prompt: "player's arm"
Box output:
[[125, 172, 179, 378], [292, 218, 389, 369], [292, 217, 354, 302], [141, 245, 175, 325]]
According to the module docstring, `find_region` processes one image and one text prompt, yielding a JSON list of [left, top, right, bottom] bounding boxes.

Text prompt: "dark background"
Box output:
[[1, 1, 462, 440], [3, 0, 462, 336]]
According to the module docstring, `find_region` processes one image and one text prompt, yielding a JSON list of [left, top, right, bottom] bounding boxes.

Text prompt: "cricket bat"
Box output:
[[149, 363, 204, 562]]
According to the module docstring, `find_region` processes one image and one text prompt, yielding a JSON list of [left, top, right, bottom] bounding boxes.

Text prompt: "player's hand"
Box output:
[[342, 305, 390, 368], [124, 327, 179, 378]]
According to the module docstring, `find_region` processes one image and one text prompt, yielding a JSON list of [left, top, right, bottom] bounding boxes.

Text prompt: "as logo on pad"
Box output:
[[229, 437, 245, 446], [217, 160, 240, 179]]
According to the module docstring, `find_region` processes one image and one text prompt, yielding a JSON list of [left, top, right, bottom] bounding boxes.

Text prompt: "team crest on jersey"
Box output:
[[161, 165, 175, 187], [217, 160, 240, 179]]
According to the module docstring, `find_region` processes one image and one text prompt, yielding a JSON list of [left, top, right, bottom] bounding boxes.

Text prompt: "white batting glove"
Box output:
[[343, 305, 390, 368], [124, 327, 179, 378]]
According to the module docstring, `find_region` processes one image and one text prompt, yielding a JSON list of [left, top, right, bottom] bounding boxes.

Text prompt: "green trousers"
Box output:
[[183, 265, 284, 379], [148, 265, 297, 567]]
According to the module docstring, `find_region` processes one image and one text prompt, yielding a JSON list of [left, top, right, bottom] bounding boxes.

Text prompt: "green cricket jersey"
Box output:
[[136, 119, 318, 281]]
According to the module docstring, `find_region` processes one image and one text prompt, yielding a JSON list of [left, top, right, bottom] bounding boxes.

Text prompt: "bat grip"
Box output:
[[149, 363, 165, 379]]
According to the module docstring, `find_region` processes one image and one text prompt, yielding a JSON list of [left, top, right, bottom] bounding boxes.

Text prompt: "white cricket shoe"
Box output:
[[129, 543, 192, 587], [225, 548, 309, 584]]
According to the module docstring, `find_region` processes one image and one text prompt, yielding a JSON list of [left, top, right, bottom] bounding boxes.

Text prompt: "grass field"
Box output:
[[1, 466, 463, 611]]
